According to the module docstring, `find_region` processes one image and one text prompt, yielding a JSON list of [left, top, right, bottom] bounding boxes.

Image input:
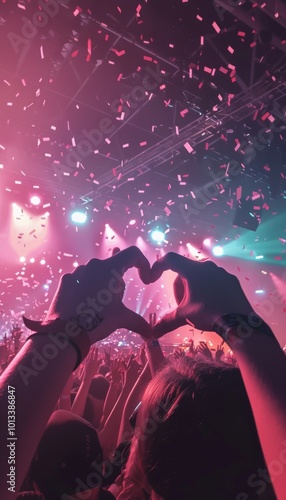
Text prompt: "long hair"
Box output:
[[128, 357, 275, 500]]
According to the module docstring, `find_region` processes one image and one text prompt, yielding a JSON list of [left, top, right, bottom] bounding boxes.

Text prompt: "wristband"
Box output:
[[145, 338, 160, 348], [213, 313, 275, 343], [26, 330, 90, 371]]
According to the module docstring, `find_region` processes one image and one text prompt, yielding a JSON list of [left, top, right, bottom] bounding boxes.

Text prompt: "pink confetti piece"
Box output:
[[236, 187, 242, 200], [180, 108, 188, 117], [261, 112, 270, 121], [112, 49, 126, 57], [212, 21, 221, 33], [86, 38, 92, 62], [184, 142, 194, 153], [73, 7, 82, 16], [234, 138, 241, 151]]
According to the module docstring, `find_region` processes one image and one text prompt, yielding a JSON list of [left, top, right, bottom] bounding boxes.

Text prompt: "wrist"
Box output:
[[213, 312, 275, 346], [25, 325, 91, 371], [111, 380, 121, 387], [145, 338, 160, 349]]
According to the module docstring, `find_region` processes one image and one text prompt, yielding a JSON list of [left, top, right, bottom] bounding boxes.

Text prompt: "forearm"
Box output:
[[99, 384, 132, 459], [0, 336, 77, 498], [145, 339, 166, 376], [58, 394, 71, 411], [71, 377, 91, 417], [117, 362, 151, 445], [100, 382, 121, 428], [230, 331, 286, 499]]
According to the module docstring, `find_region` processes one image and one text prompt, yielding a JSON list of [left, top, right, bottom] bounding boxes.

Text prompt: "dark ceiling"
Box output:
[[0, 0, 286, 334], [1, 0, 286, 229]]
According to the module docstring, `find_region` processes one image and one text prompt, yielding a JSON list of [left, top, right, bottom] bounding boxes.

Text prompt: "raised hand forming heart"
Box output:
[[23, 247, 255, 345], [149, 252, 254, 337], [23, 246, 153, 343]]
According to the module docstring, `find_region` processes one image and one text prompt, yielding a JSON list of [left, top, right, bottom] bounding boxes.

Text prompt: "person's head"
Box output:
[[83, 375, 110, 429], [30, 410, 104, 500], [130, 357, 274, 500]]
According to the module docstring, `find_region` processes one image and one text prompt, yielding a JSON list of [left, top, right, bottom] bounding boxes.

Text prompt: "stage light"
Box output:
[[212, 245, 224, 256], [129, 219, 136, 226], [255, 255, 264, 260], [29, 257, 35, 263], [71, 211, 87, 224], [40, 259, 46, 265], [203, 238, 211, 247], [255, 290, 264, 294], [19, 256, 26, 263], [73, 261, 79, 268], [30, 195, 41, 206], [151, 230, 165, 243], [147, 220, 169, 245]]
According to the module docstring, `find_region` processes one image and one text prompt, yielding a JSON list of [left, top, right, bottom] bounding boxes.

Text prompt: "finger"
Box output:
[[127, 354, 135, 369], [109, 246, 151, 284], [152, 309, 186, 338], [151, 252, 197, 282]]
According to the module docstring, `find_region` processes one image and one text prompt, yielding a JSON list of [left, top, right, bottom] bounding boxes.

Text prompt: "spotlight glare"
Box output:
[[203, 238, 211, 247], [255, 289, 264, 294], [151, 230, 165, 243], [73, 261, 79, 268], [30, 195, 41, 206], [40, 259, 46, 265], [129, 219, 136, 226], [255, 255, 264, 260], [71, 211, 87, 224], [29, 257, 35, 263], [19, 256, 26, 263], [212, 245, 224, 256]]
